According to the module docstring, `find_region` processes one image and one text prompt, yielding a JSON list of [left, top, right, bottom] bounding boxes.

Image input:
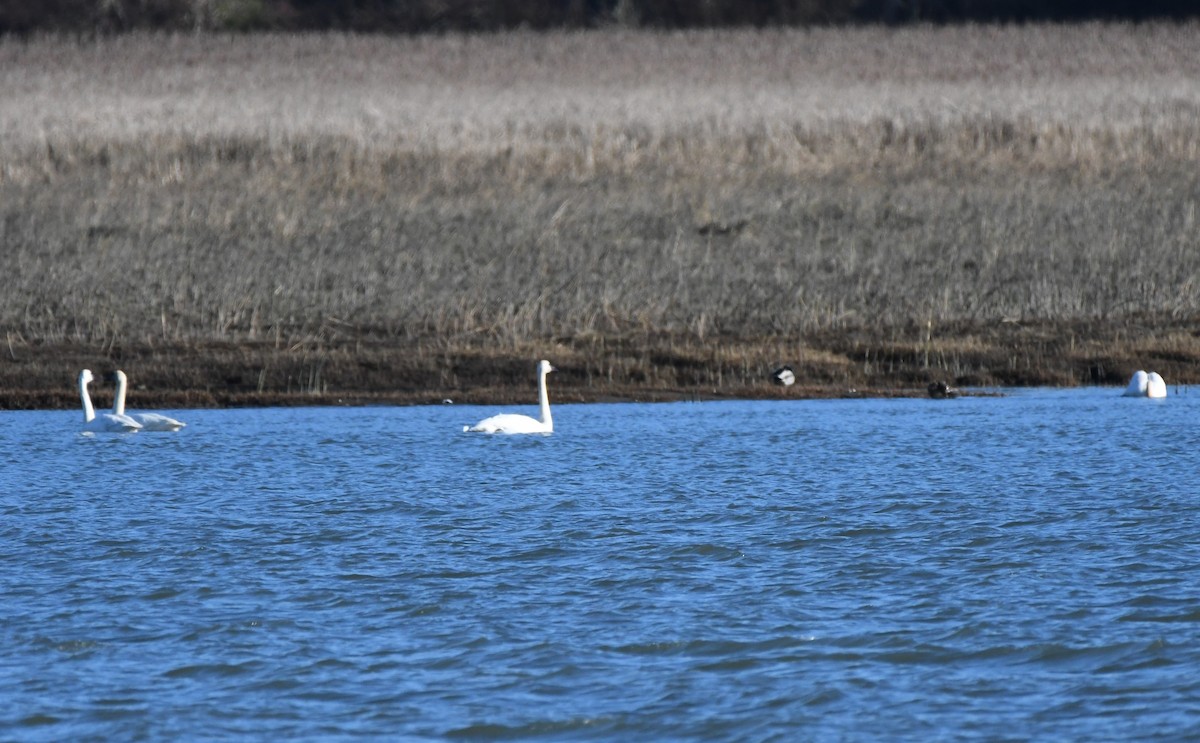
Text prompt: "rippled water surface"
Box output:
[[3, 388, 1200, 740]]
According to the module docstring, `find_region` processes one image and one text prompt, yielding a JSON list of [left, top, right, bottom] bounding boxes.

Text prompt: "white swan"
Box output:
[[108, 370, 186, 431], [1146, 371, 1167, 399], [1123, 370, 1167, 398], [772, 366, 795, 386], [464, 360, 555, 434], [78, 369, 142, 433], [1123, 370, 1149, 396]]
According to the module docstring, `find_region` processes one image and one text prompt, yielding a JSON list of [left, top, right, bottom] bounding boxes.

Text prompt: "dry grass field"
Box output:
[[2, 24, 1200, 407]]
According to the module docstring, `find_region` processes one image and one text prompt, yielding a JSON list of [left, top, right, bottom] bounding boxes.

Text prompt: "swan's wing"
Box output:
[[465, 413, 548, 434], [1123, 370, 1149, 396], [133, 412, 186, 431], [85, 413, 142, 433], [1146, 372, 1167, 398]]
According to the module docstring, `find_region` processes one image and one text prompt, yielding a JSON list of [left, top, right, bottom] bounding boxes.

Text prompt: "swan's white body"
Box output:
[[772, 366, 795, 386], [465, 360, 555, 434], [1123, 370, 1167, 398], [1146, 371, 1167, 399], [110, 370, 186, 431], [78, 369, 142, 433], [1123, 370, 1149, 396]]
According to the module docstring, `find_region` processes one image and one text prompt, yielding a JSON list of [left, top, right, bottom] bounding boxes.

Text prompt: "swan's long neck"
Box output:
[[79, 376, 95, 423], [537, 368, 553, 430], [113, 372, 128, 415]]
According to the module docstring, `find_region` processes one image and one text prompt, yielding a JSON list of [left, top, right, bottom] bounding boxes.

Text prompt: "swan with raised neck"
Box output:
[[464, 360, 556, 434], [78, 369, 142, 433], [108, 370, 186, 431]]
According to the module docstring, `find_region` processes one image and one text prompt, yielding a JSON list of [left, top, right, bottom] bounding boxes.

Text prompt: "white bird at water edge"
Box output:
[[108, 370, 187, 431], [1146, 371, 1167, 398], [464, 360, 556, 434], [1123, 370, 1167, 399], [78, 369, 142, 433]]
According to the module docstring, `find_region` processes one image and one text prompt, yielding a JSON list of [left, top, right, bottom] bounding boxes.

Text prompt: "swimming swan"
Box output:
[[78, 369, 142, 433], [1123, 370, 1167, 398], [1123, 370, 1149, 396], [464, 360, 555, 434], [108, 370, 186, 431], [1146, 371, 1167, 398]]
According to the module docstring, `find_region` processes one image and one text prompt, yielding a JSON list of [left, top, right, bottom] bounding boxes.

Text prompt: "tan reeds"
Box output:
[[1, 25, 1199, 402]]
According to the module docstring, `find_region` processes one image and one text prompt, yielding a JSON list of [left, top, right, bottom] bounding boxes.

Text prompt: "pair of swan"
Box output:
[[1123, 370, 1167, 399], [78, 369, 186, 432], [464, 360, 555, 434]]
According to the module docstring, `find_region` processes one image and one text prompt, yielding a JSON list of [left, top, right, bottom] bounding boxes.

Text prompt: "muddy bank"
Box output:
[[6, 317, 1196, 410]]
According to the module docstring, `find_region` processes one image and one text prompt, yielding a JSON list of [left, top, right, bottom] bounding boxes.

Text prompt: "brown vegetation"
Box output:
[[2, 26, 1200, 409]]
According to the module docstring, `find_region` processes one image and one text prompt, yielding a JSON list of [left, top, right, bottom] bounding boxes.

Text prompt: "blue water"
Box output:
[[3, 389, 1199, 740]]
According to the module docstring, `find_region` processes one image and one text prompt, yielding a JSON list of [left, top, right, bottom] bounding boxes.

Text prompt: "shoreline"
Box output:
[[5, 384, 1005, 412], [5, 325, 1189, 410]]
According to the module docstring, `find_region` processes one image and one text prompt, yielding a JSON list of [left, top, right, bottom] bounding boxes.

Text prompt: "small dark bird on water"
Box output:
[[772, 366, 795, 386], [927, 380, 959, 399]]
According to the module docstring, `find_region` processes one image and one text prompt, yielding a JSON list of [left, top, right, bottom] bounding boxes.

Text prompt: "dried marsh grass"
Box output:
[[2, 24, 1200, 403]]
